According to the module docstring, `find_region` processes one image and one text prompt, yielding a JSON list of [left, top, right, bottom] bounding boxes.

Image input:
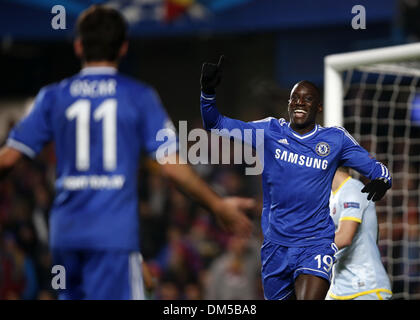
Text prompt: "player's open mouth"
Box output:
[[293, 109, 307, 118]]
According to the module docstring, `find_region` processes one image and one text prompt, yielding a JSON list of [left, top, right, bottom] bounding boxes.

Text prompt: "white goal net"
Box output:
[[325, 43, 420, 300]]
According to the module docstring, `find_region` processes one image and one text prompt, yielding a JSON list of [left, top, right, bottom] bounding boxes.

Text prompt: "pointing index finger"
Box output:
[[217, 55, 224, 70]]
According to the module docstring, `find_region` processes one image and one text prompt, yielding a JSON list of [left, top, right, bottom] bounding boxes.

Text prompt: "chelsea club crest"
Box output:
[[315, 142, 330, 157]]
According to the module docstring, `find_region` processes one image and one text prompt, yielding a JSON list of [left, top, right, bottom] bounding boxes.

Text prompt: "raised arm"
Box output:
[[200, 55, 224, 129], [200, 56, 267, 149], [200, 55, 251, 132]]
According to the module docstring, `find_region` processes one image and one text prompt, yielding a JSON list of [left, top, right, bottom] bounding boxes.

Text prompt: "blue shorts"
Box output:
[[51, 249, 145, 300], [261, 240, 338, 300]]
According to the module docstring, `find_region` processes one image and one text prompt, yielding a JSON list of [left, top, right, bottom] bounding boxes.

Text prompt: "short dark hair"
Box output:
[[337, 166, 350, 173], [76, 5, 127, 62], [294, 80, 323, 102]]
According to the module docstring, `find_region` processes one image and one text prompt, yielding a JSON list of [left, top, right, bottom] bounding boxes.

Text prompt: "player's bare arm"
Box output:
[[0, 146, 22, 169], [159, 152, 254, 237], [334, 220, 359, 249], [0, 146, 22, 179], [331, 168, 360, 249]]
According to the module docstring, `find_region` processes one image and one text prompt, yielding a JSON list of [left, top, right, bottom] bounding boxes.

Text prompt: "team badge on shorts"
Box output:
[[315, 142, 330, 157]]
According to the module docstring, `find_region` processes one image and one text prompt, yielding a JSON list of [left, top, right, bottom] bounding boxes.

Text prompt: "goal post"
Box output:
[[324, 42, 420, 300], [324, 42, 420, 127]]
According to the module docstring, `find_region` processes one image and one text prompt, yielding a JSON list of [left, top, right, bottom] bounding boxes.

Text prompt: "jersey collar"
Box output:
[[287, 123, 319, 140], [332, 176, 351, 196], [80, 66, 118, 75]]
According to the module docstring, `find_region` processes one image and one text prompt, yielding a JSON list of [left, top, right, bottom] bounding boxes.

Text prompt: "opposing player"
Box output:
[[0, 6, 253, 300], [326, 167, 392, 300], [199, 56, 392, 300]]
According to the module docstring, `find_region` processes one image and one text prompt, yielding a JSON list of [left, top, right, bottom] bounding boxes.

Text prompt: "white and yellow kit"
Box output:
[[327, 177, 392, 300]]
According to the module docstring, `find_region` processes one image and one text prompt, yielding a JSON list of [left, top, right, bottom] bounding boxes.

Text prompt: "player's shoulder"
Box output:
[[318, 125, 360, 144], [42, 73, 83, 95], [250, 116, 276, 123], [322, 125, 358, 140], [345, 177, 365, 192], [116, 73, 155, 94], [116, 73, 160, 102], [277, 118, 288, 127], [339, 178, 367, 203], [34, 80, 64, 103], [318, 125, 348, 136], [250, 117, 287, 128]]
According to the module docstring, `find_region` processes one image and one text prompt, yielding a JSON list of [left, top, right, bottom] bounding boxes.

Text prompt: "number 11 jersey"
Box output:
[[7, 67, 177, 251]]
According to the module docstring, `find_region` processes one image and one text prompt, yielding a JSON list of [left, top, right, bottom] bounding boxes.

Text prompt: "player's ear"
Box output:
[[318, 103, 323, 113], [74, 38, 83, 59], [118, 41, 129, 59]]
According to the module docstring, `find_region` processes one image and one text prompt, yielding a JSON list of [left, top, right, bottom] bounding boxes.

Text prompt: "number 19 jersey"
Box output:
[[7, 67, 177, 251]]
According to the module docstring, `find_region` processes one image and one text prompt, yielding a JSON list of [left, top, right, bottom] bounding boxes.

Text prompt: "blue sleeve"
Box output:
[[7, 87, 54, 158], [200, 92, 267, 148], [141, 88, 177, 159], [261, 177, 271, 236], [338, 127, 392, 186]]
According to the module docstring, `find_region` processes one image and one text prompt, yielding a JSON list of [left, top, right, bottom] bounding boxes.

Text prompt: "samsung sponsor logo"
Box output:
[[274, 148, 328, 170]]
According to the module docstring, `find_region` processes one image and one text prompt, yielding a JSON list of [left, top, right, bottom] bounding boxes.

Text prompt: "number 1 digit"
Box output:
[[66, 98, 117, 171], [314, 254, 322, 269]]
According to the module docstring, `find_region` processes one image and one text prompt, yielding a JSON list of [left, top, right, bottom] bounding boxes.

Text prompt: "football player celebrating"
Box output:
[[199, 56, 391, 300]]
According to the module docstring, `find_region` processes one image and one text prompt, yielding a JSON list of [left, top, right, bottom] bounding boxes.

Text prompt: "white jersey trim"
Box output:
[[251, 116, 275, 123], [334, 126, 360, 146], [378, 162, 390, 179], [278, 289, 294, 300], [80, 66, 118, 75], [328, 288, 393, 300], [7, 138, 36, 158], [294, 267, 330, 279], [288, 124, 319, 140], [200, 93, 216, 100], [129, 252, 145, 300]]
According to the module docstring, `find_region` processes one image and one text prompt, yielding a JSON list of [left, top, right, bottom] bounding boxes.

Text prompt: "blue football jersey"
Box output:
[[201, 92, 391, 247], [7, 67, 177, 250]]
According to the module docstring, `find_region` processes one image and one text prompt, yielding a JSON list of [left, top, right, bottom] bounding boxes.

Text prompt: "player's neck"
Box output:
[[289, 123, 316, 135], [82, 61, 118, 69]]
